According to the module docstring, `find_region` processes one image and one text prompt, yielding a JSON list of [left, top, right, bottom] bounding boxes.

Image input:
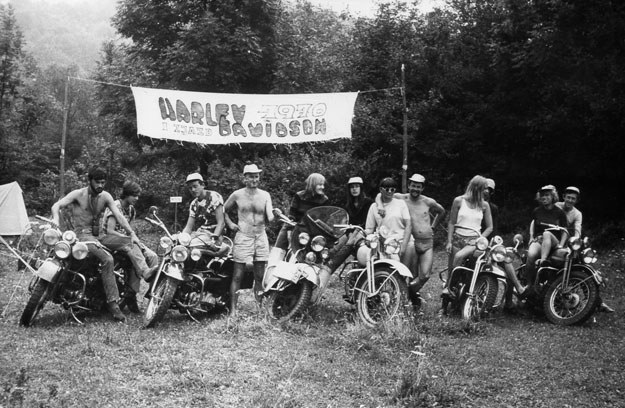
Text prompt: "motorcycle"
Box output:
[[337, 224, 414, 328], [263, 206, 348, 322], [512, 223, 603, 325], [142, 206, 238, 328], [440, 226, 509, 320], [20, 216, 131, 326]]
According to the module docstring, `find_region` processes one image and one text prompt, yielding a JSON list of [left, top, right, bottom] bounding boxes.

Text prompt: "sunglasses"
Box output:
[[381, 187, 396, 193]]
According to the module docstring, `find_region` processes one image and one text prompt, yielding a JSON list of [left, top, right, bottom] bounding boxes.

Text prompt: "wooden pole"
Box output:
[[401, 64, 408, 193], [59, 76, 69, 197]]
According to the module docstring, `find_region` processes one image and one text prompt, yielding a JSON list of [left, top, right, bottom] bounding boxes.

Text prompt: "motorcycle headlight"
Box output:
[[476, 237, 489, 251], [71, 242, 89, 260], [490, 245, 506, 263], [582, 248, 597, 264], [492, 235, 503, 245], [160, 236, 173, 249], [321, 248, 329, 260], [311, 235, 326, 252], [43, 229, 62, 246], [569, 237, 582, 251], [62, 230, 77, 244], [305, 251, 316, 263], [190, 248, 202, 261], [366, 234, 379, 249], [298, 232, 310, 246], [54, 241, 71, 259], [171, 245, 188, 262], [384, 238, 400, 255], [177, 232, 191, 246]]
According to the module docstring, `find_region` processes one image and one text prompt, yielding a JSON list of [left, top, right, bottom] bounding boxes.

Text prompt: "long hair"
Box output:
[[535, 189, 559, 204], [303, 173, 326, 198], [345, 181, 367, 208], [463, 175, 487, 208]]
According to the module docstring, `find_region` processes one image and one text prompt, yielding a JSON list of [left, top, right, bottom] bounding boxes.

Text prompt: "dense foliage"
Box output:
[[2, 0, 625, 239]]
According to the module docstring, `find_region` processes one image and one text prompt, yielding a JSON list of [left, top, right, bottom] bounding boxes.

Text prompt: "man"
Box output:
[[365, 177, 411, 261], [483, 178, 499, 235], [223, 163, 275, 316], [182, 172, 225, 237], [556, 186, 614, 313], [99, 181, 159, 313], [51, 167, 137, 322]]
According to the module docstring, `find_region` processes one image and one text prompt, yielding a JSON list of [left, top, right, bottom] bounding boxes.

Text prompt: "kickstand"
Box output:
[[185, 309, 200, 323], [68, 307, 85, 325]]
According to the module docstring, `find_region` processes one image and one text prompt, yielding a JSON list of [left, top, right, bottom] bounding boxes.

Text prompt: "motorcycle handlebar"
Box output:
[[539, 222, 566, 231]]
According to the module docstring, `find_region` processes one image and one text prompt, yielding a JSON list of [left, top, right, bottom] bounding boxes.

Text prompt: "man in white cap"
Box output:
[[223, 162, 275, 316], [182, 172, 225, 236]]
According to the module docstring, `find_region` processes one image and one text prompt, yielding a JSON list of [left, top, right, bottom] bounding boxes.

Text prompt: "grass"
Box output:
[[1, 236, 624, 407]]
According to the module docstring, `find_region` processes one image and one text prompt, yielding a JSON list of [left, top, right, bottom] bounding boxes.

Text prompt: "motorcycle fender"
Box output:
[[35, 258, 62, 282], [373, 259, 413, 279], [163, 263, 185, 281], [570, 264, 603, 286], [263, 262, 318, 289], [490, 264, 507, 278]]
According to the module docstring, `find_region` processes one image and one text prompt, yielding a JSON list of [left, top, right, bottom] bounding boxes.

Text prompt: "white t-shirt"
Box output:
[[365, 198, 410, 239]]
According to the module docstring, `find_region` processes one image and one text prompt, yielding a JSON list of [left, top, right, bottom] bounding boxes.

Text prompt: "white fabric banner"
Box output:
[[131, 87, 358, 144]]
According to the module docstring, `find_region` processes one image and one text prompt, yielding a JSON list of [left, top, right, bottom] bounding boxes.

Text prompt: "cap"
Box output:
[[186, 172, 204, 183], [486, 178, 496, 190], [408, 174, 426, 183], [243, 164, 262, 174], [565, 186, 580, 195], [348, 177, 363, 184], [540, 184, 556, 192]]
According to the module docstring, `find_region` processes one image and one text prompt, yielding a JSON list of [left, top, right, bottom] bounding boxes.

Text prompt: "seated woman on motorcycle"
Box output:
[[182, 172, 226, 241], [344, 176, 373, 228], [442, 175, 493, 297], [524, 185, 569, 292], [269, 173, 328, 263]]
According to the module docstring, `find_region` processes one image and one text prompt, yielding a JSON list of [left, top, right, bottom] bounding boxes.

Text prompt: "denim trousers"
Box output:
[[99, 234, 158, 293]]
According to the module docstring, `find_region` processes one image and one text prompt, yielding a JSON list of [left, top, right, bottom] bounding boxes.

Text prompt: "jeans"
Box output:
[[99, 235, 159, 293], [86, 241, 119, 303]]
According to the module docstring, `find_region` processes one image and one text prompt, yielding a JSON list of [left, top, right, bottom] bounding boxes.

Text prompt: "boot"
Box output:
[[107, 301, 127, 322], [125, 293, 141, 314]]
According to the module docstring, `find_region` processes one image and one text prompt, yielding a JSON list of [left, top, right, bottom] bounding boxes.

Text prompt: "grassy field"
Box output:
[[1, 239, 624, 407]]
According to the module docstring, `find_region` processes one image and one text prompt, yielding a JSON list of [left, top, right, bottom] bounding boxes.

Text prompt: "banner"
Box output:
[[131, 87, 358, 144]]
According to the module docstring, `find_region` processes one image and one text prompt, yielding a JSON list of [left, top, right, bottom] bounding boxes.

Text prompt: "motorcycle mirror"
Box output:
[[513, 233, 524, 245], [149, 206, 158, 215]]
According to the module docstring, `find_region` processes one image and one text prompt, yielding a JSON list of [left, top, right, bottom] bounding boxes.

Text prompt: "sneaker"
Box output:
[[598, 302, 615, 313], [106, 301, 127, 322]]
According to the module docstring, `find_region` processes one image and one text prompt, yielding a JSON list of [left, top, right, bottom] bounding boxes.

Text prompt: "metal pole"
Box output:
[[401, 64, 408, 193], [60, 76, 69, 197]]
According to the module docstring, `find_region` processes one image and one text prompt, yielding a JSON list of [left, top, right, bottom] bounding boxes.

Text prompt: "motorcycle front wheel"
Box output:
[[543, 269, 600, 325], [20, 279, 50, 327], [143, 276, 178, 328], [460, 274, 498, 321], [265, 280, 313, 323], [355, 267, 409, 328]]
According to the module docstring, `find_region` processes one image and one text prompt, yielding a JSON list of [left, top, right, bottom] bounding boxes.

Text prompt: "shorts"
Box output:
[[233, 231, 270, 263], [413, 237, 434, 254], [452, 232, 478, 249]]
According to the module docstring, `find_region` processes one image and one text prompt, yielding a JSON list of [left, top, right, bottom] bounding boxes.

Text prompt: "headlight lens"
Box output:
[[177, 232, 191, 246], [490, 245, 506, 263], [582, 248, 597, 264], [492, 235, 503, 245], [384, 238, 400, 255], [171, 245, 188, 262], [62, 230, 77, 244], [72, 242, 89, 260], [569, 237, 582, 251], [190, 248, 202, 261], [476, 237, 489, 251], [321, 248, 329, 260], [311, 235, 326, 252], [366, 234, 379, 249], [160, 236, 173, 249], [43, 229, 62, 246], [298, 232, 310, 246], [54, 241, 71, 259], [305, 252, 316, 263]]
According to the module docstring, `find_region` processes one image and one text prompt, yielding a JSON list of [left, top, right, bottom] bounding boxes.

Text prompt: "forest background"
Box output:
[[1, 0, 624, 244]]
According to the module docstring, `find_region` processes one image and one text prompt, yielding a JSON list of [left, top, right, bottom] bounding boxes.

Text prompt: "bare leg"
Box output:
[[229, 262, 246, 316], [253, 261, 266, 304], [540, 231, 558, 261]]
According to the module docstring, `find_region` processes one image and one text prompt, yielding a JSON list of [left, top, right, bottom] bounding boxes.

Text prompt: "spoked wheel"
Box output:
[[20, 279, 50, 327], [543, 270, 599, 325], [461, 274, 498, 321], [143, 277, 178, 328], [355, 268, 409, 328], [265, 281, 313, 323]]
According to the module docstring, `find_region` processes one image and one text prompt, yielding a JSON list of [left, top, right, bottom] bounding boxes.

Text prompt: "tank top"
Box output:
[[456, 198, 483, 237]]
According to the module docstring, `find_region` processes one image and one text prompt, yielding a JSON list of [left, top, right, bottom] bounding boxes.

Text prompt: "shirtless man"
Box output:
[[223, 163, 275, 316], [51, 167, 137, 322]]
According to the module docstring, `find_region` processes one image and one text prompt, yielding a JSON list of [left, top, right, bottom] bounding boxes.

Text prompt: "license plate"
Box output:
[[35, 259, 61, 282]]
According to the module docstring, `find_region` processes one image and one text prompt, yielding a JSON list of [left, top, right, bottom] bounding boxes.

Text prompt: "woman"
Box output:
[[524, 185, 569, 291], [343, 176, 373, 228], [442, 175, 493, 296], [269, 173, 328, 262]]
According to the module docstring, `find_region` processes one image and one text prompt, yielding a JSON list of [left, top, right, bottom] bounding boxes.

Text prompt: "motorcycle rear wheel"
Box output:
[[543, 269, 599, 325], [143, 277, 178, 328], [460, 274, 498, 321], [355, 268, 409, 328], [265, 280, 313, 323], [20, 279, 50, 327]]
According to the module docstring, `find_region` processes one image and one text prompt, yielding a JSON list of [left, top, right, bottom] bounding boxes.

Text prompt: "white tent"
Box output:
[[0, 181, 29, 235]]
